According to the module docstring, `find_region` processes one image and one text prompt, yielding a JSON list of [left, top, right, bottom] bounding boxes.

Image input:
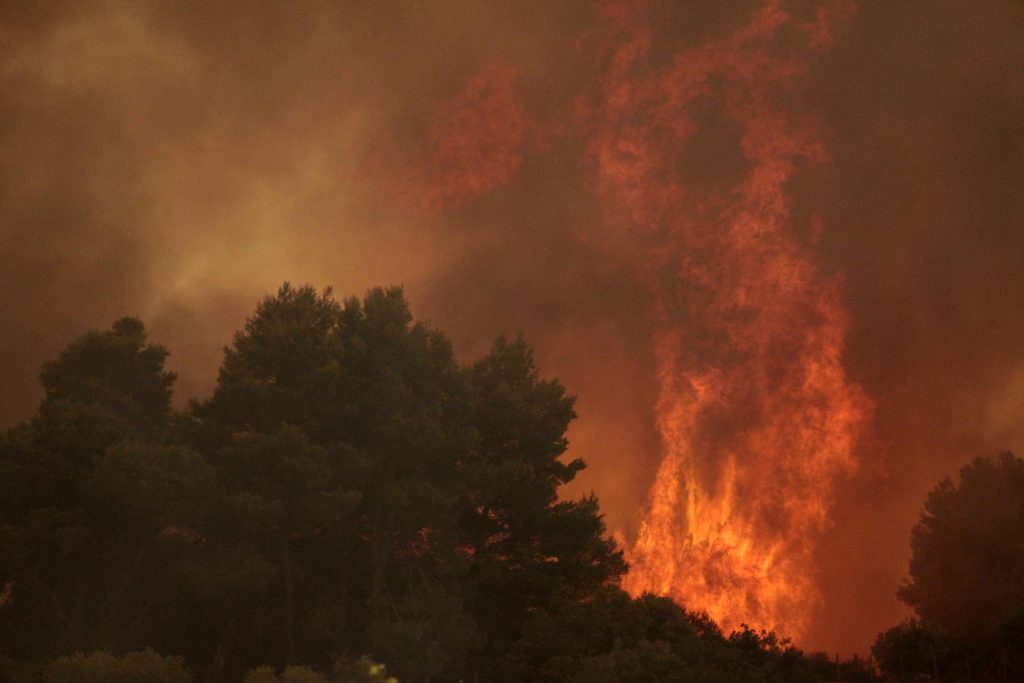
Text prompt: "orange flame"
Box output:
[[418, 62, 532, 211], [407, 0, 870, 642], [581, 0, 871, 640]]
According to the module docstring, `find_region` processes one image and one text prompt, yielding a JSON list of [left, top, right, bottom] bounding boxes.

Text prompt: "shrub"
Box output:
[[44, 649, 191, 683], [243, 665, 329, 683]]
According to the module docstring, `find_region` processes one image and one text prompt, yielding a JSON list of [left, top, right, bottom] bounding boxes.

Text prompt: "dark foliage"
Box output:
[[1, 285, 627, 682], [0, 283, 960, 682], [880, 452, 1024, 680]]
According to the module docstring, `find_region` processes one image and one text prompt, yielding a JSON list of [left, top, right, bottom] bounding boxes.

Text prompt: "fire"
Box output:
[[417, 62, 532, 211], [583, 0, 872, 639], [411, 0, 870, 642]]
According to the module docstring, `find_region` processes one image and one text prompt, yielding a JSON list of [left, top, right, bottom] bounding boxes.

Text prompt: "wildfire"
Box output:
[[411, 0, 871, 642], [585, 0, 872, 639]]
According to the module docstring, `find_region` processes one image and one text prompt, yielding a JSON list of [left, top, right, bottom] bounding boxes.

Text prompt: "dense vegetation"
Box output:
[[0, 284, 1019, 681], [871, 453, 1024, 681]]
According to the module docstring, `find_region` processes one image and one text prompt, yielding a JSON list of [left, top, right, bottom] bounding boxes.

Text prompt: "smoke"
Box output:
[[794, 0, 1024, 651], [2, 0, 1023, 655]]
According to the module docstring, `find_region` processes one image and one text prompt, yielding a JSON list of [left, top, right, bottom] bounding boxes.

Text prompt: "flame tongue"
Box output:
[[410, 0, 871, 642], [586, 1, 871, 640]]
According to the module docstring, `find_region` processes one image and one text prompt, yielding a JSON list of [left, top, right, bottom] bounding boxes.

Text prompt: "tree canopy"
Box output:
[[0, 283, 894, 682], [883, 451, 1024, 680], [1, 285, 635, 682], [898, 452, 1024, 638]]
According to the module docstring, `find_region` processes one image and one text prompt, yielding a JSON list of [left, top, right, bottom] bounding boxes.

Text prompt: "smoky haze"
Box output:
[[2, 0, 1022, 656]]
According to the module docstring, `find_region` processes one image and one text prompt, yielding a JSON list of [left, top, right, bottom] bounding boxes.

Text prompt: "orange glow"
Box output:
[[416, 62, 532, 211], [583, 1, 872, 640]]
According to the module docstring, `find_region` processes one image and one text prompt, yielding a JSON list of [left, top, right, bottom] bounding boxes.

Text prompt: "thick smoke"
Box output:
[[1, 0, 1022, 655]]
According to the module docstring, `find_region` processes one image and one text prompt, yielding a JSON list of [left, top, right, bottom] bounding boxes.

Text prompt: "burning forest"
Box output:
[[2, 0, 1024, 681]]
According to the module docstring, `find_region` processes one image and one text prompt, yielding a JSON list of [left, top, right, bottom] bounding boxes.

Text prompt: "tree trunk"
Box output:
[[282, 535, 296, 665], [367, 502, 392, 613]]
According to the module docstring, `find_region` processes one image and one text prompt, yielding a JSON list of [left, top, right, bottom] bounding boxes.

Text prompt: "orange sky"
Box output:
[[2, 0, 1023, 656]]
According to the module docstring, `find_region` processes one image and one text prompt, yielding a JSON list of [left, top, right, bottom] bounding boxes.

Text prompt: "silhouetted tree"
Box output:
[[871, 619, 956, 681], [188, 284, 476, 678], [186, 285, 628, 681], [897, 451, 1024, 678], [0, 320, 211, 659], [461, 337, 627, 677]]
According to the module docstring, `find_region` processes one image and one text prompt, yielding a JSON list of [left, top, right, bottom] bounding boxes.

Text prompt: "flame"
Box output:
[[581, 0, 872, 639], [409, 0, 870, 641], [416, 62, 532, 211]]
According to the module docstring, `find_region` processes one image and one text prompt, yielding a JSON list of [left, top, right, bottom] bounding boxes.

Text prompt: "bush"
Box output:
[[242, 666, 280, 683], [333, 657, 398, 683], [243, 665, 328, 683], [44, 649, 191, 683], [243, 658, 397, 683]]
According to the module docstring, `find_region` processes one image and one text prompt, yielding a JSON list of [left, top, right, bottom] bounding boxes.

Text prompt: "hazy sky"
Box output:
[[2, 0, 1023, 655]]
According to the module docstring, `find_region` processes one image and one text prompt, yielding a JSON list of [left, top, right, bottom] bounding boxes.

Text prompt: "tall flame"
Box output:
[[582, 1, 872, 639], [410, 0, 871, 642]]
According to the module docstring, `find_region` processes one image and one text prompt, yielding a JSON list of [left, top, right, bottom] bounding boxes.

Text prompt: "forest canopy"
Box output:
[[1, 284, 1016, 682], [0, 284, 632, 681]]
